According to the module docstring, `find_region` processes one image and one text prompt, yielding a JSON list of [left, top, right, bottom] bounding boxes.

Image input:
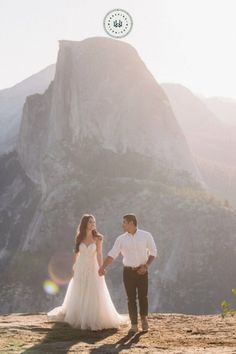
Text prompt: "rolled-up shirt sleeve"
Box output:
[[147, 232, 157, 257], [108, 237, 121, 260]]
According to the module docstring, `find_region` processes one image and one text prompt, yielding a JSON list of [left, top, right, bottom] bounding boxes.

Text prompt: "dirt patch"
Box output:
[[0, 312, 235, 353]]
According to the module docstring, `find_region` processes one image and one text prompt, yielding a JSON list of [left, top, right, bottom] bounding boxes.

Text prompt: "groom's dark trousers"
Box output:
[[123, 267, 148, 325]]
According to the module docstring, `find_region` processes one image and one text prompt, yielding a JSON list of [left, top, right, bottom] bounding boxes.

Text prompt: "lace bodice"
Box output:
[[79, 242, 96, 253]]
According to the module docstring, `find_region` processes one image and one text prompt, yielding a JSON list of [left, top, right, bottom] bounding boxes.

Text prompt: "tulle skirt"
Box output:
[[47, 248, 129, 330]]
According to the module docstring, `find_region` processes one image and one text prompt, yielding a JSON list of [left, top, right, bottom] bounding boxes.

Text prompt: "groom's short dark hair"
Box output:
[[123, 214, 137, 226]]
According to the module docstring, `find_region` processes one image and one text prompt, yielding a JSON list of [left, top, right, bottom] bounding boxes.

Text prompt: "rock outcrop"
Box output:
[[0, 312, 235, 353], [17, 39, 203, 189], [0, 64, 55, 154]]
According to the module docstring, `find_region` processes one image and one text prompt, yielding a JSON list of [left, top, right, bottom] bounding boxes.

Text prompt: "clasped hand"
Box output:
[[98, 266, 106, 276]]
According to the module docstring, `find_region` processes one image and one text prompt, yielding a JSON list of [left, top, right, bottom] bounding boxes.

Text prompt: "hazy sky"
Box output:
[[0, 0, 236, 98]]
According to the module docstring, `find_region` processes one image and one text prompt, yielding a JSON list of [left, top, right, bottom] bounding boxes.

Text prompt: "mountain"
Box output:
[[0, 38, 236, 316], [203, 96, 236, 126], [0, 64, 55, 154], [162, 83, 236, 207], [17, 39, 202, 188]]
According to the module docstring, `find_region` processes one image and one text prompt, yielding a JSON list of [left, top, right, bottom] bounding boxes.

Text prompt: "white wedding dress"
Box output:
[[47, 242, 129, 330]]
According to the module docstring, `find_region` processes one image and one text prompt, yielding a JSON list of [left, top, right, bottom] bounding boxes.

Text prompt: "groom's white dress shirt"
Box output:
[[108, 228, 157, 267]]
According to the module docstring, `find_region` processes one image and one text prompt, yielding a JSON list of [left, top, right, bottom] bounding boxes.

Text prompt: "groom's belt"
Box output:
[[124, 266, 141, 271]]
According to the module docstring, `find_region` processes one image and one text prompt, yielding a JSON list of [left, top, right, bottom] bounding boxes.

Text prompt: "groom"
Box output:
[[98, 214, 157, 334]]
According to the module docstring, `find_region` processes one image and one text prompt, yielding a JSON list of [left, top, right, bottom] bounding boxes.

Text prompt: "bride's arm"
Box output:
[[96, 236, 104, 267], [73, 250, 80, 262], [72, 252, 79, 275]]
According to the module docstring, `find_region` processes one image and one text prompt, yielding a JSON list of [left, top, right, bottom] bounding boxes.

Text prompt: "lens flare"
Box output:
[[43, 279, 59, 295], [48, 251, 73, 285]]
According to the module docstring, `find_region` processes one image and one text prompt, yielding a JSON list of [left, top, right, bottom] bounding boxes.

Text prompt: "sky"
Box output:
[[0, 0, 236, 98]]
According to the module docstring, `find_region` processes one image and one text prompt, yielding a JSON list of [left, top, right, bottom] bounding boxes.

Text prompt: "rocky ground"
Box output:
[[0, 312, 235, 353]]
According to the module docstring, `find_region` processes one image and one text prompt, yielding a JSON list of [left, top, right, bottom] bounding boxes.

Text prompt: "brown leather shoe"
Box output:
[[141, 316, 149, 331]]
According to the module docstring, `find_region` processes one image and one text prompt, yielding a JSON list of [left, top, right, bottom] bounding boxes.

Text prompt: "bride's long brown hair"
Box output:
[[74, 214, 98, 253]]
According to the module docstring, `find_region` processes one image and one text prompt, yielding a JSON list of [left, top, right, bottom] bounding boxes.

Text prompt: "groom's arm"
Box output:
[[102, 256, 114, 268], [98, 237, 121, 275], [145, 232, 157, 269], [146, 255, 155, 267], [138, 233, 157, 274], [105, 236, 122, 268], [137, 255, 156, 275], [98, 256, 113, 276]]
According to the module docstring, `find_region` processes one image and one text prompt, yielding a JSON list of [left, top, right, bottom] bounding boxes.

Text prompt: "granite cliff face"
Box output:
[[0, 64, 55, 154], [0, 38, 236, 316], [17, 38, 202, 189]]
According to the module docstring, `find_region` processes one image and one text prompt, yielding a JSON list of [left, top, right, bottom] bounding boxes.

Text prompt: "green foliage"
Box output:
[[221, 288, 236, 317]]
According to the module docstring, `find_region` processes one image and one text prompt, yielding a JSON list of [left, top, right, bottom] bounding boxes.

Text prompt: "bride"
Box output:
[[47, 213, 129, 330]]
